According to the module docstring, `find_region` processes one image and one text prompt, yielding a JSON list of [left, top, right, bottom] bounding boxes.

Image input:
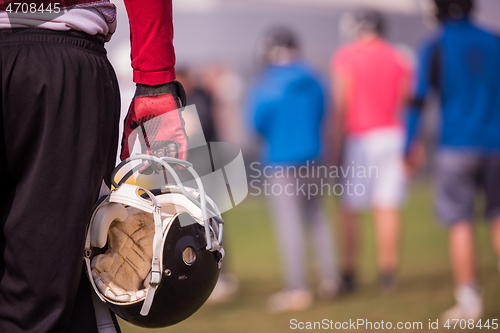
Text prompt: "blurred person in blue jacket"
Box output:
[[247, 27, 340, 313], [406, 0, 500, 321]]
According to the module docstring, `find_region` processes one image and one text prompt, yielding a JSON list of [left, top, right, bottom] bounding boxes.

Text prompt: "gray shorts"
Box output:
[[435, 150, 500, 226]]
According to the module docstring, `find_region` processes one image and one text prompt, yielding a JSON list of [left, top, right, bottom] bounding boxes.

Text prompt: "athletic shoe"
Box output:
[[380, 272, 397, 293], [266, 289, 313, 313], [206, 273, 239, 304], [441, 284, 483, 322], [340, 272, 357, 293], [317, 278, 341, 300]]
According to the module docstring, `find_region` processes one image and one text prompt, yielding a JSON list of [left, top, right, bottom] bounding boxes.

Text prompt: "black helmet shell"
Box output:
[[107, 213, 221, 328]]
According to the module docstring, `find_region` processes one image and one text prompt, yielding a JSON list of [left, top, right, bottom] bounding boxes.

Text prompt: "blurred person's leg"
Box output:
[[444, 223, 481, 322], [269, 175, 308, 290], [267, 174, 312, 312], [436, 151, 482, 320], [491, 220, 500, 272], [483, 155, 500, 272], [339, 207, 360, 291], [373, 207, 400, 290], [369, 128, 405, 290], [304, 190, 340, 299], [339, 135, 370, 292], [449, 222, 476, 285]]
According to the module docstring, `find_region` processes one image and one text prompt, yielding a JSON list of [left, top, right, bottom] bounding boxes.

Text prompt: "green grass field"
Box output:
[[119, 183, 500, 333]]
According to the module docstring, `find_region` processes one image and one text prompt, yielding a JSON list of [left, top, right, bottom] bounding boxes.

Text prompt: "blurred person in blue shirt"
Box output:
[[247, 27, 340, 313], [405, 0, 500, 321]]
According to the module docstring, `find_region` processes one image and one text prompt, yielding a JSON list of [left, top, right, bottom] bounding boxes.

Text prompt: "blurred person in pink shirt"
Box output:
[[329, 9, 412, 292]]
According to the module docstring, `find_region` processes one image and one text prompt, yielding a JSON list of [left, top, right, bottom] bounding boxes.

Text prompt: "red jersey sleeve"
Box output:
[[124, 0, 176, 85]]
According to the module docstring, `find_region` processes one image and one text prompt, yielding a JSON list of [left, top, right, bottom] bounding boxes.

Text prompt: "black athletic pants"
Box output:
[[0, 29, 120, 332]]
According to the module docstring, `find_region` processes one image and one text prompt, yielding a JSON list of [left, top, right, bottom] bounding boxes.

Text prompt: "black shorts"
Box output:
[[0, 29, 120, 332], [435, 150, 500, 226]]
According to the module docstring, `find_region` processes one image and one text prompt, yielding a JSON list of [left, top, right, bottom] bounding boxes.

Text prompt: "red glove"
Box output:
[[120, 81, 187, 161]]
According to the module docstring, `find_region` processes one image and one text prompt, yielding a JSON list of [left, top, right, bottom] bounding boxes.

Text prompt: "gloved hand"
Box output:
[[120, 81, 187, 161]]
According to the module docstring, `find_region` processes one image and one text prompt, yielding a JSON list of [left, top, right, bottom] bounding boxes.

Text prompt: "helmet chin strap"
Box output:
[[92, 289, 118, 333], [141, 205, 163, 316]]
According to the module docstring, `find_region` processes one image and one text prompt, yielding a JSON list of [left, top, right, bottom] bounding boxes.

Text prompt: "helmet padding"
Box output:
[[92, 208, 154, 303]]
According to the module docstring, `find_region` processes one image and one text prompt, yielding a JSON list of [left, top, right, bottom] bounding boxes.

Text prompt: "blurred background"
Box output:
[[107, 0, 500, 332], [108, 0, 500, 155]]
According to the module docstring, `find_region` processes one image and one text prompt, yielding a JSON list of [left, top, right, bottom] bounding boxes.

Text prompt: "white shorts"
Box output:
[[341, 127, 406, 211]]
